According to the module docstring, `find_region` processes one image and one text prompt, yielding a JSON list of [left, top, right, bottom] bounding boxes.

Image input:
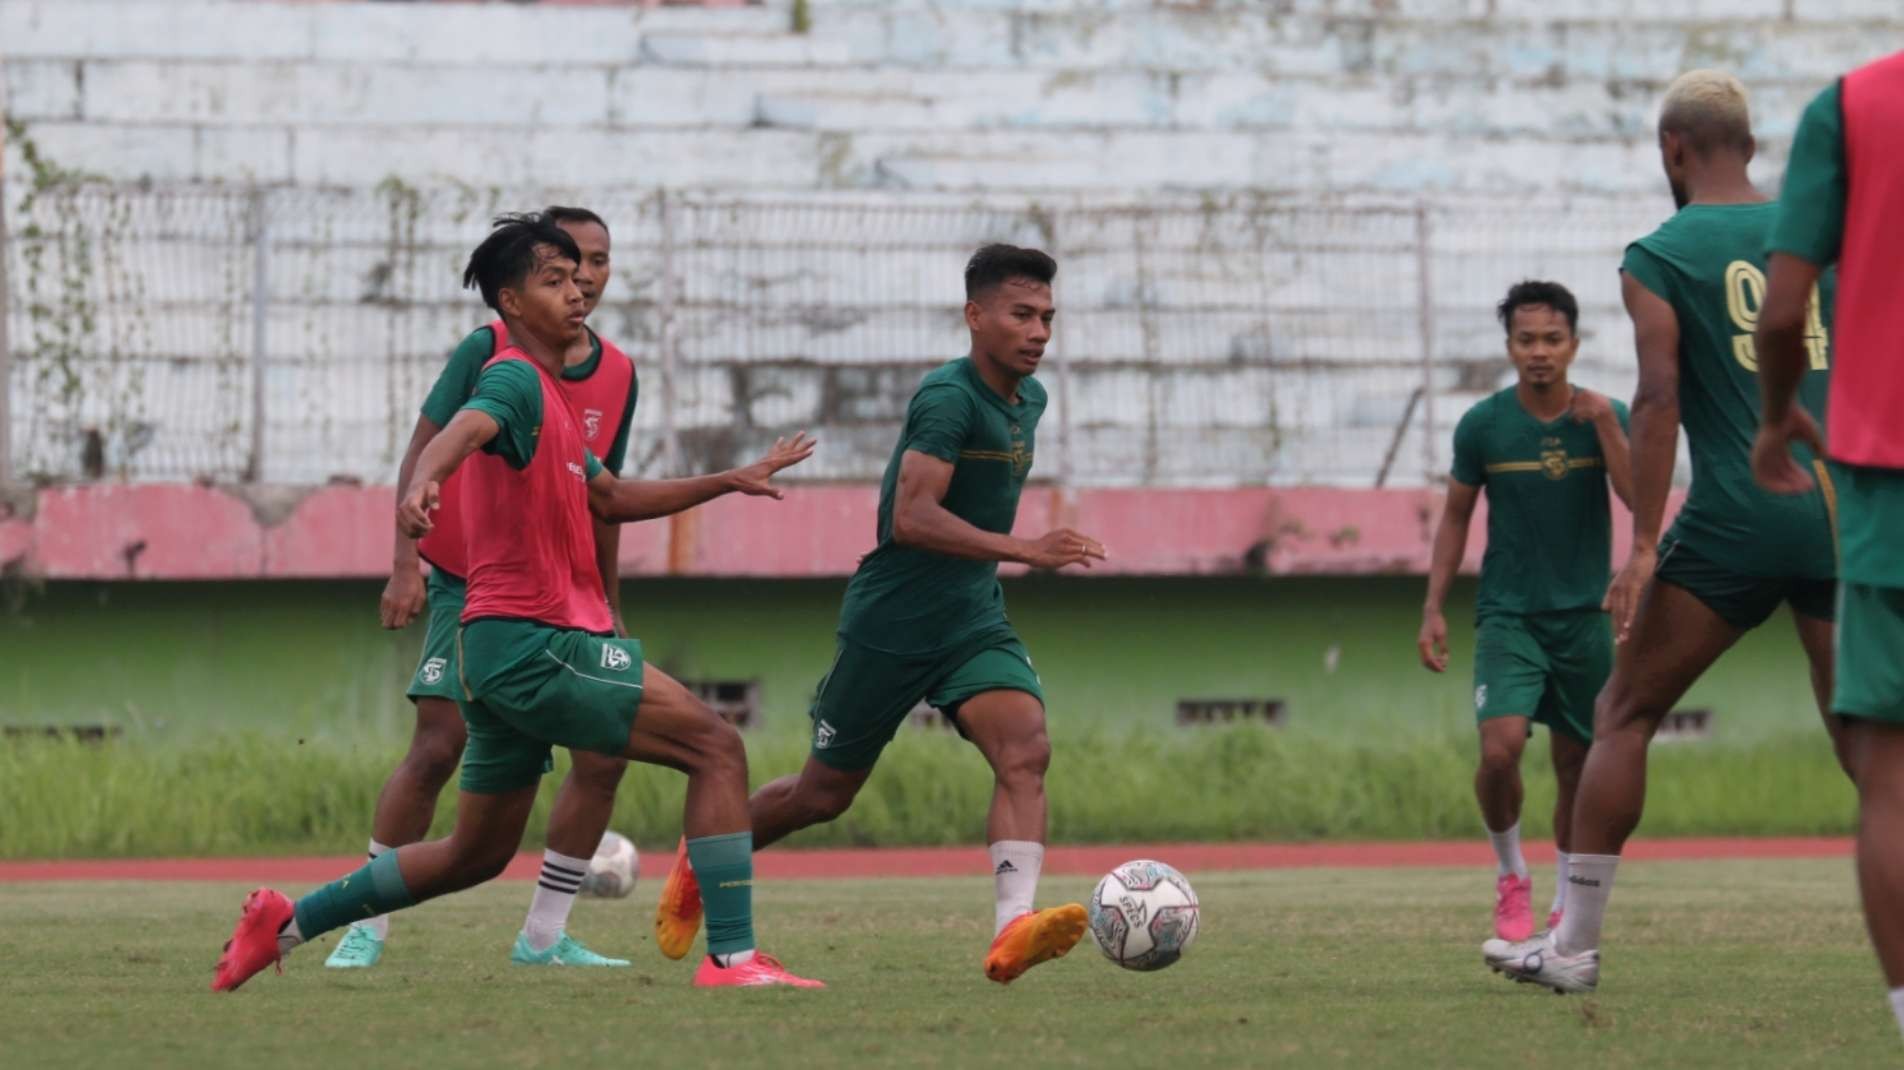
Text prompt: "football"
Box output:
[[1087, 859, 1200, 971], [579, 831, 639, 899]]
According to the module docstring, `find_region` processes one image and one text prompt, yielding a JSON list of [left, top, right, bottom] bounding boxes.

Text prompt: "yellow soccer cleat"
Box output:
[[653, 837, 704, 961], [983, 903, 1088, 985]]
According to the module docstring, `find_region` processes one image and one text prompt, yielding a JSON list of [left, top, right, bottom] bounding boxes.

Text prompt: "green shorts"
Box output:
[[1472, 611, 1609, 745], [454, 618, 645, 795], [1655, 533, 1835, 630], [1833, 582, 1904, 725], [405, 570, 467, 702], [809, 628, 1045, 772]]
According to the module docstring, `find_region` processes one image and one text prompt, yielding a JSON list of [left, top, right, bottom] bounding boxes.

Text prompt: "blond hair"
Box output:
[[1659, 70, 1754, 156]]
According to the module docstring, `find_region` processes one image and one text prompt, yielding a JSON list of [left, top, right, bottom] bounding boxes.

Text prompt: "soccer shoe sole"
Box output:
[[984, 904, 1088, 985], [653, 839, 703, 961]]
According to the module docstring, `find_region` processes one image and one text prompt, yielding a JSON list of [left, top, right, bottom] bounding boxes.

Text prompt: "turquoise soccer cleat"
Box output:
[[510, 932, 630, 967], [324, 925, 386, 969]]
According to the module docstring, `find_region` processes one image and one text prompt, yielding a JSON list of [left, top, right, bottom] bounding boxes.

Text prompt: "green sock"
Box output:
[[687, 831, 755, 958], [293, 850, 416, 941]]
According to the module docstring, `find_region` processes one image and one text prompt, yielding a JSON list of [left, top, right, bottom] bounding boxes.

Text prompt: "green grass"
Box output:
[[1, 861, 1893, 1067], [0, 726, 1857, 858]]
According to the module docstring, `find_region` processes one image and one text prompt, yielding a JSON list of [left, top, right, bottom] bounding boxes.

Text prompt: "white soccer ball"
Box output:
[[1087, 859, 1200, 971], [579, 831, 639, 899]]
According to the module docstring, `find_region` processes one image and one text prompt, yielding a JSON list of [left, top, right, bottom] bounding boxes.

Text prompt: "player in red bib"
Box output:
[[329, 208, 641, 970], [214, 215, 822, 991]]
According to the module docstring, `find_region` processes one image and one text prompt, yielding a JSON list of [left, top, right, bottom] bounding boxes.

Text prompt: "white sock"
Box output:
[[1487, 822, 1529, 879], [1550, 851, 1571, 918], [990, 840, 1044, 935], [1889, 988, 1904, 1040], [1554, 853, 1620, 956], [354, 840, 392, 941], [522, 849, 590, 952], [277, 914, 304, 955], [713, 949, 758, 967]]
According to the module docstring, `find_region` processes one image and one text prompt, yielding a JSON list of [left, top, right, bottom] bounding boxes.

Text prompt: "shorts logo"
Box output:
[[420, 657, 447, 685], [814, 720, 836, 749], [1475, 684, 1488, 711], [582, 408, 603, 441], [600, 644, 632, 672]]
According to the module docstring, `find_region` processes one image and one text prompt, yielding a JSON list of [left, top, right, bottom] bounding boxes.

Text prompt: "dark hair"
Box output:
[[543, 205, 610, 237], [462, 213, 582, 313], [1496, 279, 1579, 336], [964, 243, 1057, 300]]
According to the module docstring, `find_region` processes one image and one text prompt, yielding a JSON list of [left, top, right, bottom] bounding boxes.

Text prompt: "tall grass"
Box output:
[[0, 727, 1856, 859]]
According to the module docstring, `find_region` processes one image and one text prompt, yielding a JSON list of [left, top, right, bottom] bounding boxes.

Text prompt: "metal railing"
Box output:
[[1, 182, 1664, 489]]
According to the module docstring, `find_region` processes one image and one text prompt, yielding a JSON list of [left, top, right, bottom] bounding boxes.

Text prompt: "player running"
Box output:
[[328, 207, 639, 971], [652, 244, 1106, 984], [1419, 280, 1631, 945], [214, 215, 821, 991], [1751, 49, 1904, 1040], [1489, 70, 1844, 993]]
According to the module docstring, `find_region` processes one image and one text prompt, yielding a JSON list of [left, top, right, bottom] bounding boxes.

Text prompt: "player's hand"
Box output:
[[397, 480, 441, 538], [729, 432, 817, 500], [1602, 546, 1657, 644], [1021, 528, 1107, 570], [1417, 610, 1449, 672], [1752, 408, 1823, 496], [380, 565, 427, 630], [1569, 387, 1614, 425]]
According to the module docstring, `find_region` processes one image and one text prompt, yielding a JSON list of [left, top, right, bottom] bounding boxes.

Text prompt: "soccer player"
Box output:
[[1419, 280, 1632, 945], [652, 244, 1107, 984], [1489, 70, 1843, 993], [328, 207, 639, 971], [1751, 49, 1904, 1040], [214, 215, 822, 991]]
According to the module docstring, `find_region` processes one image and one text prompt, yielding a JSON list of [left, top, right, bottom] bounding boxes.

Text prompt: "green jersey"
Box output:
[[1451, 387, 1629, 618], [1622, 204, 1836, 579], [837, 358, 1046, 655], [422, 326, 637, 475]]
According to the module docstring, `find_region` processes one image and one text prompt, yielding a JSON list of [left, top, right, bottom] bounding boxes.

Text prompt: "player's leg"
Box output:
[[935, 639, 1085, 984], [329, 573, 469, 968], [1789, 596, 1855, 779], [1826, 579, 1904, 1035], [512, 750, 630, 966], [1494, 575, 1743, 991], [1546, 729, 1589, 931], [1472, 615, 1547, 941], [1536, 609, 1606, 932], [622, 663, 821, 986], [656, 635, 917, 961], [214, 775, 540, 992]]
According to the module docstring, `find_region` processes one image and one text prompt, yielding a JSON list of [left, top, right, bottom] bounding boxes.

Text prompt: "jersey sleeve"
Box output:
[[420, 327, 495, 428], [585, 450, 605, 481], [462, 361, 543, 470], [1619, 242, 1674, 305], [602, 365, 640, 476], [901, 384, 976, 463], [1450, 405, 1486, 486], [1768, 81, 1847, 268], [1611, 397, 1631, 433]]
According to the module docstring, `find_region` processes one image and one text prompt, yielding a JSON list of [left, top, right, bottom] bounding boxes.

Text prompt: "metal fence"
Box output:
[[0, 183, 1665, 488]]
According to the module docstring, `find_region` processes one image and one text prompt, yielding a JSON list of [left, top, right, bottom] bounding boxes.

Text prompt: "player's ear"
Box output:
[[964, 298, 983, 331], [497, 285, 522, 321], [1742, 134, 1757, 164]]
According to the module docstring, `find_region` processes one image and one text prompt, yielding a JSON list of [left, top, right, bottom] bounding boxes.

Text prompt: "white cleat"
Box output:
[[1482, 932, 1598, 994]]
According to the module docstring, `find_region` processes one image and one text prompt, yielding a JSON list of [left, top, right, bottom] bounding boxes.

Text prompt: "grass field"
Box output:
[[1, 860, 1893, 1067]]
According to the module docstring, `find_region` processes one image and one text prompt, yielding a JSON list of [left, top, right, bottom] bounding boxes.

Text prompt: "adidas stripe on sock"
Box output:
[[522, 850, 591, 953]]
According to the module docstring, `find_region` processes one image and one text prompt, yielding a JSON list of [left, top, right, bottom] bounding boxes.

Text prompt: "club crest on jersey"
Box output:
[[600, 644, 632, 672], [582, 408, 603, 441], [420, 657, 446, 685], [1541, 448, 1569, 480]]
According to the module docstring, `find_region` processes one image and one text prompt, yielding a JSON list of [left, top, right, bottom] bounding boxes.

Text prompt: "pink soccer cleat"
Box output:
[[692, 951, 825, 989], [1493, 874, 1535, 942], [212, 888, 296, 992]]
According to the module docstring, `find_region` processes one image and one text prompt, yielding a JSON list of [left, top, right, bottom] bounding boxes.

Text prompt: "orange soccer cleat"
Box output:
[[212, 888, 296, 992], [983, 903, 1088, 985], [653, 837, 705, 960]]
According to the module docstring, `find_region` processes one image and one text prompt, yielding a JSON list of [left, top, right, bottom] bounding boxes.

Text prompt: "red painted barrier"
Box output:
[[1, 483, 1686, 580]]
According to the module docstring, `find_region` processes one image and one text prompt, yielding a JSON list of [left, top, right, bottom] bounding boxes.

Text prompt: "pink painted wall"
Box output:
[[0, 484, 1686, 581]]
